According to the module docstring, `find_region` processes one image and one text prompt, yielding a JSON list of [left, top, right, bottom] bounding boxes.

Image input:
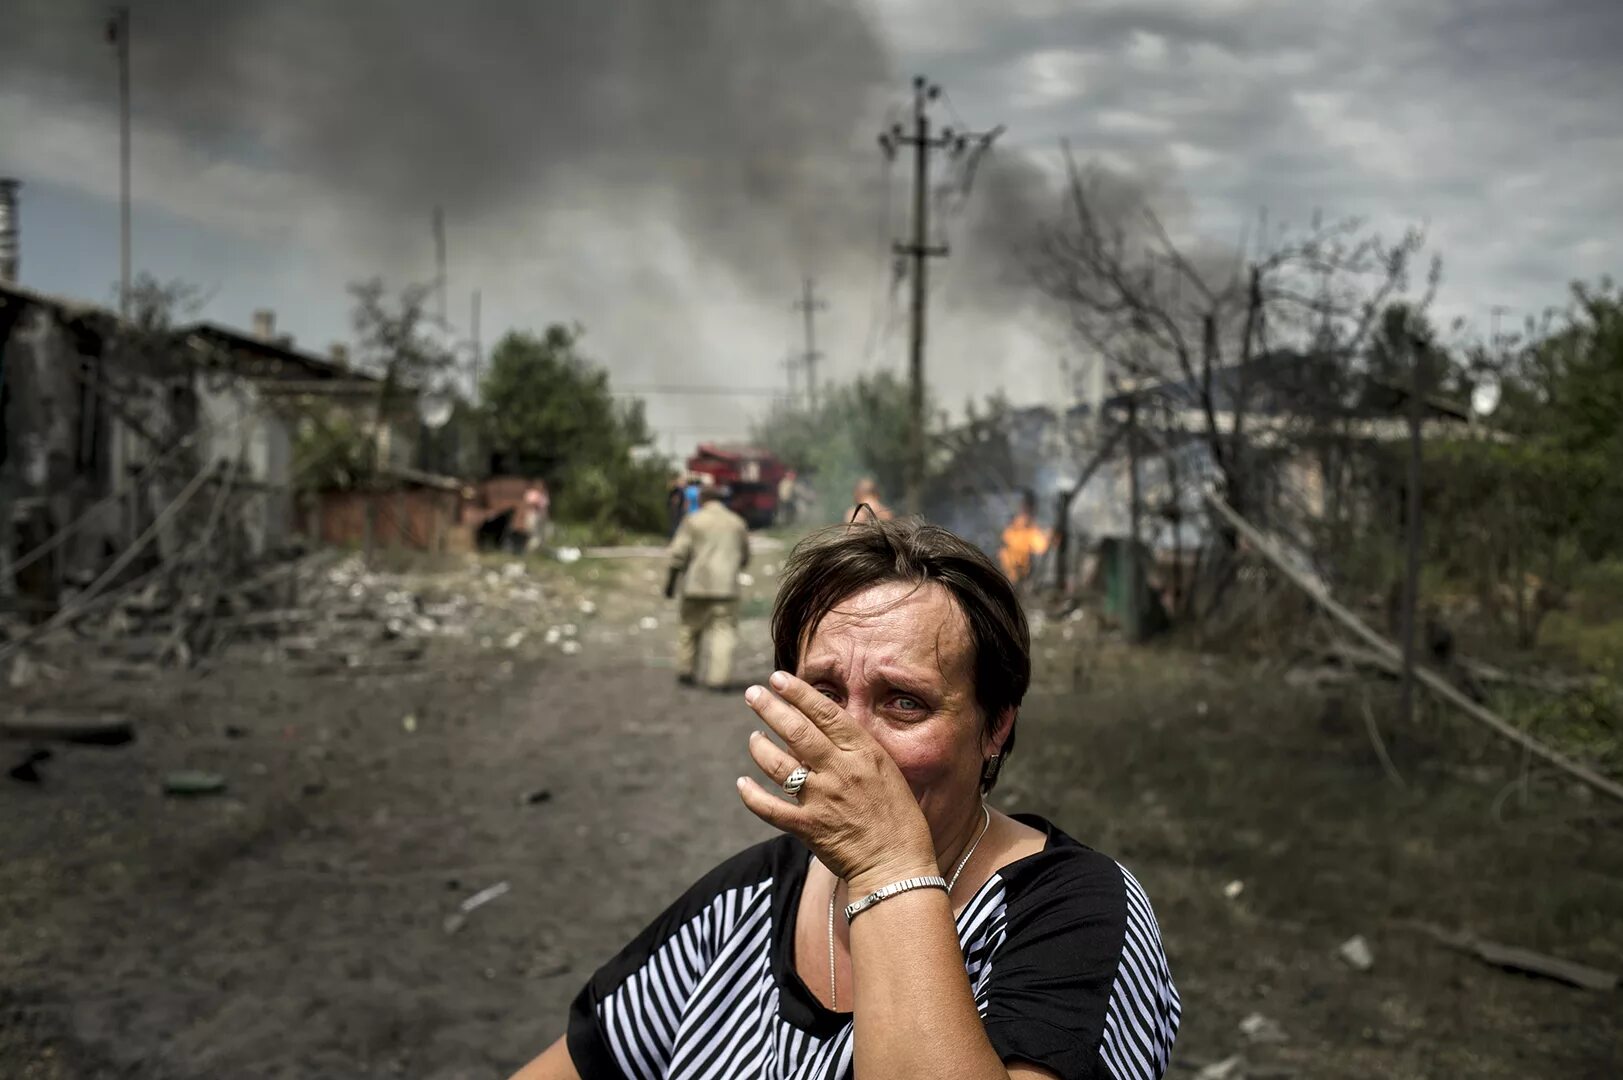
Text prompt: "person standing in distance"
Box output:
[[665, 483, 750, 689]]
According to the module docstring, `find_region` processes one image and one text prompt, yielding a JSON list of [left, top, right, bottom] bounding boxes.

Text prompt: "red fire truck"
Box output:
[[686, 443, 788, 529]]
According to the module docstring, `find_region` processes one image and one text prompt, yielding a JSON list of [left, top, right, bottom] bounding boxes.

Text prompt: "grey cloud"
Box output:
[[3, 0, 896, 274]]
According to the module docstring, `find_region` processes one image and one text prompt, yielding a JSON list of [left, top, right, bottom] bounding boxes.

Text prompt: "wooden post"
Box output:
[[1126, 393, 1143, 643], [1399, 339, 1426, 726]]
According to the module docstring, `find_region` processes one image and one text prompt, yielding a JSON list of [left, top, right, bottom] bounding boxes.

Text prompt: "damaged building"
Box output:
[[0, 276, 415, 618]]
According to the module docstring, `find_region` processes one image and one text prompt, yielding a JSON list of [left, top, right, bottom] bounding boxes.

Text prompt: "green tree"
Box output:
[[293, 278, 455, 492], [480, 325, 666, 536], [750, 371, 938, 520], [1420, 279, 1623, 646]]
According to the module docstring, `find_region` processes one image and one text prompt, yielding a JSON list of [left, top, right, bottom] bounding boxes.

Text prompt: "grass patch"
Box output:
[[1007, 643, 1623, 1078]]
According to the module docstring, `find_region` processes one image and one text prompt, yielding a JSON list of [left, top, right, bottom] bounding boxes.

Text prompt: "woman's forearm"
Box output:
[[845, 880, 1012, 1080]]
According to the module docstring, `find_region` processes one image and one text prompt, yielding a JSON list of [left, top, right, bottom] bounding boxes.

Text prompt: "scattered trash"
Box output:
[[6, 654, 43, 690], [1194, 1055, 1245, 1080], [560, 640, 582, 656], [1223, 879, 1245, 900], [8, 749, 52, 784], [1338, 934, 1375, 972], [519, 787, 553, 806], [503, 630, 526, 649], [738, 572, 754, 588], [502, 562, 525, 579], [401, 714, 418, 733], [163, 771, 228, 797], [1196, 701, 1210, 717], [578, 599, 597, 616], [555, 547, 582, 564], [1239, 1012, 1287, 1044], [544, 627, 562, 645], [444, 880, 512, 934], [561, 623, 578, 637], [639, 616, 659, 631]]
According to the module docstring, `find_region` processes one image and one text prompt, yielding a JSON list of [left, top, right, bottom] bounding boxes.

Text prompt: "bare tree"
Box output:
[[1033, 144, 1437, 609]]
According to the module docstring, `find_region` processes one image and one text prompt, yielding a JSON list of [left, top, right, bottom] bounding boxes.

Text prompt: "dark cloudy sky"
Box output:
[[3, 0, 1618, 450]]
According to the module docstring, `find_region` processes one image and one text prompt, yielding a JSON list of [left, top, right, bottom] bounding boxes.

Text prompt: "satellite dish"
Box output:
[[418, 392, 454, 430], [1470, 374, 1502, 418]]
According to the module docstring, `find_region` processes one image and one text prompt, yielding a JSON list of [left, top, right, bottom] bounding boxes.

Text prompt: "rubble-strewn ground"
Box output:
[[3, 547, 1620, 1079]]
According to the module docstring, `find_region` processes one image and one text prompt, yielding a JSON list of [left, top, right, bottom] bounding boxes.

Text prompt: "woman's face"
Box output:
[[797, 580, 996, 837]]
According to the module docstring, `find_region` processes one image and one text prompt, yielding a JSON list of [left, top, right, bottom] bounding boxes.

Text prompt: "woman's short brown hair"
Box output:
[[770, 518, 1031, 778]]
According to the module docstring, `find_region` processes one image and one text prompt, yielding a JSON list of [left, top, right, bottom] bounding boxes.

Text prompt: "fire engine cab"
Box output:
[[686, 443, 787, 529]]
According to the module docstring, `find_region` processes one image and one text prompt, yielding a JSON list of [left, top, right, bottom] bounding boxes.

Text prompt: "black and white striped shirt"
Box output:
[[567, 815, 1179, 1080]]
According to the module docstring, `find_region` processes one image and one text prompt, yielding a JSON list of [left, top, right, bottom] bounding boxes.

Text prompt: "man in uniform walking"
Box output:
[[664, 484, 750, 689]]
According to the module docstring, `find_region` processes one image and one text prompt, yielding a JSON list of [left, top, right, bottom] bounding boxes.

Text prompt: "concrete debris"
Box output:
[[1194, 1055, 1246, 1080], [1338, 934, 1375, 971], [6, 544, 649, 678], [1239, 1012, 1287, 1043], [445, 880, 511, 934]]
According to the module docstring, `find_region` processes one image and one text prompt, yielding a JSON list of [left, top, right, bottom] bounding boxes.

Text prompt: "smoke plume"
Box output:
[[3, 0, 1081, 436]]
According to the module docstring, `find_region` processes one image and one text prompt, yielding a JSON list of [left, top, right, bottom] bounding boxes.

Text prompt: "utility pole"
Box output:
[[432, 205, 447, 329], [108, 8, 131, 316], [881, 76, 999, 515], [470, 288, 481, 403], [781, 348, 800, 407], [792, 277, 826, 410]]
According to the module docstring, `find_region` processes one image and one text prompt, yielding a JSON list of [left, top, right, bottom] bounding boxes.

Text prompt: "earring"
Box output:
[[980, 754, 1004, 788]]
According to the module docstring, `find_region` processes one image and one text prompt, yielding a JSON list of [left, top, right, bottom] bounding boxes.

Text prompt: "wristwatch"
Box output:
[[843, 875, 948, 923]]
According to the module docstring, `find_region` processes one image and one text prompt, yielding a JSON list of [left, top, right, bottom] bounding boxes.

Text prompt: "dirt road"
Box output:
[[3, 551, 1619, 1078]]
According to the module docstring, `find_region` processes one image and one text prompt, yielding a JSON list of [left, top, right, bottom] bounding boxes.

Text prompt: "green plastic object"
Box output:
[[162, 771, 227, 796]]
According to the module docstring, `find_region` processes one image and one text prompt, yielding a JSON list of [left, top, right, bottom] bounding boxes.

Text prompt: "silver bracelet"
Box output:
[[843, 875, 948, 923]]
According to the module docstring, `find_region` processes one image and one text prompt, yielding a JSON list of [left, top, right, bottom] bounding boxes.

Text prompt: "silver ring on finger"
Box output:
[[782, 765, 810, 798]]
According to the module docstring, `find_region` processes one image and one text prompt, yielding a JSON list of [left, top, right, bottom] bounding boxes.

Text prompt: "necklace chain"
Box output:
[[827, 803, 991, 1011]]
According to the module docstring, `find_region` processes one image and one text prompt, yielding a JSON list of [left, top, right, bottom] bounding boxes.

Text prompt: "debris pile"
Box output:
[[1, 547, 695, 691]]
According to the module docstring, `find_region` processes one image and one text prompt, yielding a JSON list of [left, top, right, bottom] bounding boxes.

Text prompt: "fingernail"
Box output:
[[744, 685, 762, 704], [735, 777, 749, 791], [769, 671, 789, 690], [748, 731, 761, 741]]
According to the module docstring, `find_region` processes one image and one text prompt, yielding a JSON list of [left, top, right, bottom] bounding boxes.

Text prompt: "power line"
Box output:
[[609, 384, 782, 397]]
